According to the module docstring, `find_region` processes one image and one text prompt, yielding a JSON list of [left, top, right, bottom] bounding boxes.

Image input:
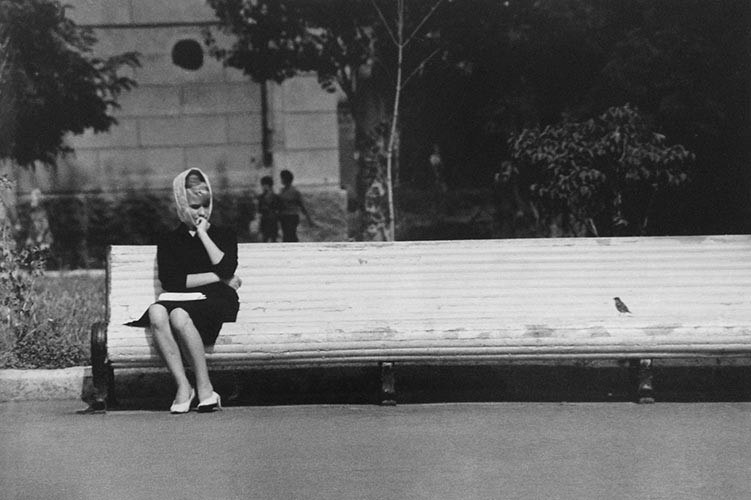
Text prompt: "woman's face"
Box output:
[[185, 187, 210, 228]]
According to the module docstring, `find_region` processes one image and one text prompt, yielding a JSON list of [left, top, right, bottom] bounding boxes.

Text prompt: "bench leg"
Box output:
[[630, 358, 655, 404], [90, 321, 111, 412], [380, 362, 397, 406], [228, 371, 243, 404]]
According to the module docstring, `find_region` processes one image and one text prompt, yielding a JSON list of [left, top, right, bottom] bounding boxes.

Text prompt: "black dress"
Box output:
[[127, 224, 239, 345]]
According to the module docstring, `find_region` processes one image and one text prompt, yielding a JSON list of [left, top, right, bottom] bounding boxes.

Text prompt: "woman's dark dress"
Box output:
[[127, 224, 239, 345]]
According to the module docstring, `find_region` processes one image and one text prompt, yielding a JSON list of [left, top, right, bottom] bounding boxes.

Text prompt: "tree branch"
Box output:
[[400, 47, 441, 90], [404, 0, 446, 48], [369, 0, 399, 47]]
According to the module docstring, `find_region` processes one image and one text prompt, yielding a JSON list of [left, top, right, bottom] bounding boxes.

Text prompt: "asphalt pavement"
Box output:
[[2, 400, 750, 500]]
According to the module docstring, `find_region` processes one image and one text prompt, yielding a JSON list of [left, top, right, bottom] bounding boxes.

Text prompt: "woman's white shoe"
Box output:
[[196, 391, 222, 413], [170, 388, 195, 414]]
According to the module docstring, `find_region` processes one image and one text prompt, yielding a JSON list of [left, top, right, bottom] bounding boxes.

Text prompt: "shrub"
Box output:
[[0, 269, 103, 369], [509, 104, 694, 236], [1, 204, 103, 368], [11, 317, 87, 368], [0, 225, 50, 367]]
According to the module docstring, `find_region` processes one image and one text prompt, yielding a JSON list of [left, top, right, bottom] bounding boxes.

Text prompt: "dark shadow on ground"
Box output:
[[104, 361, 751, 411]]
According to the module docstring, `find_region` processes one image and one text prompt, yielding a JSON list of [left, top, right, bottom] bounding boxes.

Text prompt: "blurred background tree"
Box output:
[[0, 0, 139, 167]]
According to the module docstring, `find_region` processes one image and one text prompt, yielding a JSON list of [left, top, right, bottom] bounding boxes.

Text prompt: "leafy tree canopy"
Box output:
[[204, 0, 508, 116], [0, 0, 139, 166]]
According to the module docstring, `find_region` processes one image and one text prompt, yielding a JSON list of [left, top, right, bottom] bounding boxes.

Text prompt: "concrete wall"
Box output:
[[65, 0, 216, 25], [270, 77, 341, 187]]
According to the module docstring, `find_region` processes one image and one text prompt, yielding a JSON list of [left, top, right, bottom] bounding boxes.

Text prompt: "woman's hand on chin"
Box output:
[[195, 217, 210, 234]]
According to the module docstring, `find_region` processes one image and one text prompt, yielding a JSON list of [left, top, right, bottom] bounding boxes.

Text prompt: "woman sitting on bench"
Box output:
[[127, 168, 241, 413]]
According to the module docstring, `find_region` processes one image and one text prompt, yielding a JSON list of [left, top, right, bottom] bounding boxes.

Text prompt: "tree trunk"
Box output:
[[350, 69, 392, 242], [356, 123, 390, 241], [0, 161, 19, 240]]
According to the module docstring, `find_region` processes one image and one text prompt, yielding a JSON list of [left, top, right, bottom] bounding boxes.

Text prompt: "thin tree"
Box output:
[[372, 0, 445, 239]]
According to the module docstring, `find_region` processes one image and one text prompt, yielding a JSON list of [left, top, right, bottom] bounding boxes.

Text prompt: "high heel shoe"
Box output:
[[196, 391, 222, 413], [170, 388, 195, 414]]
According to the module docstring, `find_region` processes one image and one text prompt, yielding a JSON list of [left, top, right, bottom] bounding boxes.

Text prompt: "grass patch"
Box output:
[[0, 273, 105, 369]]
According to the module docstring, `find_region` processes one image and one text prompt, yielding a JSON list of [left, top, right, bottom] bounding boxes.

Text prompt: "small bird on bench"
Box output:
[[613, 297, 632, 314]]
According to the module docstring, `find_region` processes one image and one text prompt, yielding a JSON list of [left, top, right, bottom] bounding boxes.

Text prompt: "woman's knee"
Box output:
[[148, 304, 169, 328], [168, 308, 193, 333]]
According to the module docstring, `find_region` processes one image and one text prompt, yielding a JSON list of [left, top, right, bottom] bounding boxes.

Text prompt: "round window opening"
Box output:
[[172, 39, 204, 71]]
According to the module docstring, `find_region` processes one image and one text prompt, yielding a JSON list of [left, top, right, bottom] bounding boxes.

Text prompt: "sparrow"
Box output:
[[613, 297, 631, 314]]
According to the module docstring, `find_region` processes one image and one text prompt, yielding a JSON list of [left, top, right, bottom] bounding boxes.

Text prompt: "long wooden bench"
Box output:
[[90, 235, 751, 410]]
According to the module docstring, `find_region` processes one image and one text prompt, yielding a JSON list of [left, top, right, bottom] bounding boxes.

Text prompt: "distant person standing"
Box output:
[[429, 143, 448, 193], [257, 175, 280, 242], [278, 169, 314, 242], [25, 188, 53, 249]]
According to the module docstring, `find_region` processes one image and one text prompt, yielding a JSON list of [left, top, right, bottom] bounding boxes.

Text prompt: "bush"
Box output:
[[0, 271, 104, 369], [1, 216, 104, 368], [509, 104, 694, 237], [12, 319, 87, 369]]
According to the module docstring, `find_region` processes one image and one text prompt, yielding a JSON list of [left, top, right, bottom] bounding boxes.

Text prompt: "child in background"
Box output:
[[25, 188, 52, 250], [278, 169, 314, 242], [257, 175, 280, 242]]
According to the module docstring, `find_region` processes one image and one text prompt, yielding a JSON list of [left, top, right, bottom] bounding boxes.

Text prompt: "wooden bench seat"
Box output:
[[91, 235, 751, 409]]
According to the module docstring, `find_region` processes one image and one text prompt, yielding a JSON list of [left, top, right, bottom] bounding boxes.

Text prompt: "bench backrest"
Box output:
[[106, 235, 751, 367]]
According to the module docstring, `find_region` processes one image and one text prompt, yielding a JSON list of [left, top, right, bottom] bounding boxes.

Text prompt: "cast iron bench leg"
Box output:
[[90, 321, 114, 412], [380, 362, 397, 406], [630, 358, 655, 404]]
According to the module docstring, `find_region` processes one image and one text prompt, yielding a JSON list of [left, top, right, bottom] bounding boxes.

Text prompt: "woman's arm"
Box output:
[[185, 224, 239, 288], [195, 217, 225, 265], [185, 272, 240, 290], [185, 271, 221, 288], [205, 225, 238, 279]]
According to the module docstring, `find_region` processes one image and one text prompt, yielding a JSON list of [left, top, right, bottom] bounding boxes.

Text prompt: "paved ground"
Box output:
[[1, 400, 750, 500]]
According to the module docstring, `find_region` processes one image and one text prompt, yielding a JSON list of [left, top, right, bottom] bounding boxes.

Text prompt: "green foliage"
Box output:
[[509, 104, 694, 236], [0, 242, 46, 323], [0, 0, 139, 166], [0, 271, 102, 369], [0, 225, 72, 368], [206, 0, 404, 97], [11, 318, 87, 369]]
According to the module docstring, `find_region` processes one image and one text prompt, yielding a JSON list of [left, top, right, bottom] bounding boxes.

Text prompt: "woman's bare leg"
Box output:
[[169, 308, 214, 401], [148, 304, 192, 404]]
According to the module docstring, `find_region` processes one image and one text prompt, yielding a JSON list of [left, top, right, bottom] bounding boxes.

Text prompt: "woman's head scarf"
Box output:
[[172, 168, 213, 227]]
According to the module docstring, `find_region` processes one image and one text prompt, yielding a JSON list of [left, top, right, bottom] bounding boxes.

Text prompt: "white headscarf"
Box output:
[[172, 168, 213, 227]]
